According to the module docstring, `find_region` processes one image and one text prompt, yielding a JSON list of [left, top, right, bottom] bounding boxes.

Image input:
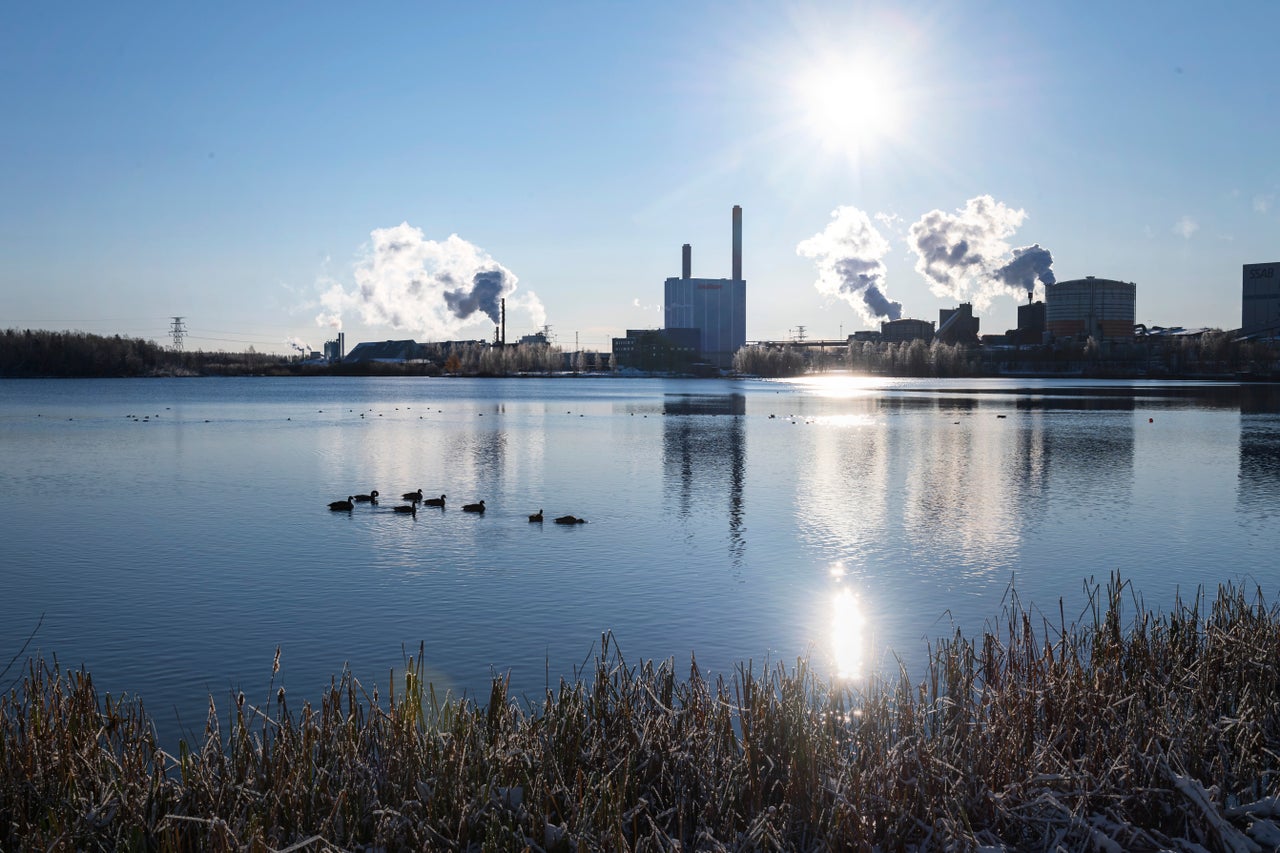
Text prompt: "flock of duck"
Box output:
[[327, 490, 586, 524]]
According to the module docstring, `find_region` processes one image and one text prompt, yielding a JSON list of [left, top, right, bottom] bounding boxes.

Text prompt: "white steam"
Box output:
[[315, 222, 543, 339], [907, 195, 1054, 309], [797, 206, 903, 325]]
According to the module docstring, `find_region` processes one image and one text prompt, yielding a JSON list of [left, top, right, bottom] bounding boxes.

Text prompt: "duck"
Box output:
[[462, 500, 486, 513], [423, 494, 446, 507], [402, 488, 424, 502], [554, 514, 586, 524], [528, 509, 543, 522], [353, 490, 379, 503], [393, 504, 417, 516], [328, 497, 355, 511]]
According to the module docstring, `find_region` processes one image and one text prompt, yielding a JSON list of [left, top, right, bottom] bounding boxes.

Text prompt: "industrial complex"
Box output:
[[312, 206, 1277, 375]]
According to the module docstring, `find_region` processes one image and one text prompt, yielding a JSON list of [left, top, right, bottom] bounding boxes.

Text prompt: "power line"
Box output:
[[169, 317, 187, 351]]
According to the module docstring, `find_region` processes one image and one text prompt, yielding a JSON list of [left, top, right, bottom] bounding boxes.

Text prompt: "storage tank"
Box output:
[[1045, 277, 1136, 341]]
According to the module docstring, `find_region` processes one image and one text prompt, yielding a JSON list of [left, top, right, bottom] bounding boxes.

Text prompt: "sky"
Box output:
[[2, 2, 1277, 355]]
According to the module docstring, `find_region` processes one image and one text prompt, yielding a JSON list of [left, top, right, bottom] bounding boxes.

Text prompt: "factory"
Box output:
[[1045, 276, 1136, 342], [1242, 262, 1280, 339], [661, 206, 748, 370], [611, 205, 747, 373]]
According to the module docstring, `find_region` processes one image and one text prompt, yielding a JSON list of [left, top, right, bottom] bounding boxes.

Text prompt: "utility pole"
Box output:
[[169, 316, 186, 351]]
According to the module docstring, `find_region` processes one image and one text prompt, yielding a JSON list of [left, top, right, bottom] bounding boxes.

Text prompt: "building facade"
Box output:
[[1242, 262, 1280, 338], [1045, 277, 1136, 342], [661, 205, 747, 370], [937, 303, 979, 344], [663, 278, 746, 368], [612, 328, 700, 372], [880, 318, 935, 343]]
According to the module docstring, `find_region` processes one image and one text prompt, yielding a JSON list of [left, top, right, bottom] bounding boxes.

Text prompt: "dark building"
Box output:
[[663, 206, 747, 370], [343, 339, 427, 362], [937, 303, 979, 345], [1046, 277, 1136, 341], [612, 328, 700, 372], [881, 318, 935, 343], [1242, 262, 1280, 338]]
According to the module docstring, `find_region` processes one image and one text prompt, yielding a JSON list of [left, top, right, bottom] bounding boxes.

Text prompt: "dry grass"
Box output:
[[4, 575, 1280, 851]]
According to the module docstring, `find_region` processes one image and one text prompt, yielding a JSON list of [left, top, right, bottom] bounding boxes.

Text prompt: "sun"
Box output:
[[791, 57, 905, 156]]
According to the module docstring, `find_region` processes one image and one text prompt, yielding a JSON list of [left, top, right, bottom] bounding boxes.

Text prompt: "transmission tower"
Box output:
[[795, 325, 807, 343], [169, 316, 187, 351]]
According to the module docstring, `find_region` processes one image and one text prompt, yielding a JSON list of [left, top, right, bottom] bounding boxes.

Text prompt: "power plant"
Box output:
[[659, 205, 747, 370]]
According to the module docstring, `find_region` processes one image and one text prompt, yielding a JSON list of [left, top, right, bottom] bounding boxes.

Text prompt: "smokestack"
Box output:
[[682, 243, 691, 279], [732, 205, 742, 281], [501, 297, 506, 346]]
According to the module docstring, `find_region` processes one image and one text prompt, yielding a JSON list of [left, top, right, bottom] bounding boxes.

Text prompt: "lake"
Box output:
[[2, 376, 1278, 747]]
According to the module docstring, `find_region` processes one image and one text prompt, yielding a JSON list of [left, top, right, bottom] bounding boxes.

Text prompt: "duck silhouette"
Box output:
[[353, 490, 379, 503], [528, 509, 543, 522], [423, 494, 446, 507], [402, 488, 424, 502], [328, 497, 355, 511], [462, 500, 486, 513], [393, 504, 417, 516], [554, 514, 586, 524]]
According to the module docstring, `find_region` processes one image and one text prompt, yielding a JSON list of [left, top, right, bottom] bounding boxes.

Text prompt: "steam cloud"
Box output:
[[286, 337, 310, 354], [315, 222, 544, 339], [907, 195, 1055, 308], [797, 206, 903, 324]]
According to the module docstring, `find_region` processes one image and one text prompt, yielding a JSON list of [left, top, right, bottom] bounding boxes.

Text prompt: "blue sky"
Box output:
[[2, 2, 1276, 354]]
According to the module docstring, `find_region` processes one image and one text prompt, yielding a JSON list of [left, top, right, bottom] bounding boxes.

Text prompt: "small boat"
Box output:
[[328, 497, 355, 511], [554, 514, 586, 525], [423, 494, 446, 507], [528, 509, 543, 522], [462, 500, 486, 513]]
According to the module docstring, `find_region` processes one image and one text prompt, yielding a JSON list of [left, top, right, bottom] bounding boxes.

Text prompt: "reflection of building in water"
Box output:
[[662, 394, 746, 570], [1237, 385, 1280, 515]]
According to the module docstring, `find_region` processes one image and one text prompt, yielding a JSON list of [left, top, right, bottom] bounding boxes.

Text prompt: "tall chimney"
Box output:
[[501, 297, 506, 346], [732, 205, 742, 281], [682, 243, 691, 279]]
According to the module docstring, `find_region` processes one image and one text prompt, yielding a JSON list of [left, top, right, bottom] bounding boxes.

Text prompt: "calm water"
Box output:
[[2, 376, 1279, 745]]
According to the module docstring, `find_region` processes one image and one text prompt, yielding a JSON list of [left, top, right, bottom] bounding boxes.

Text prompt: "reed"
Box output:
[[3, 575, 1280, 851]]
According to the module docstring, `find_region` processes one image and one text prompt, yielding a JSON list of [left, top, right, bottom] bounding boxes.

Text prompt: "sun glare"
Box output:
[[792, 57, 905, 158], [831, 588, 865, 680]]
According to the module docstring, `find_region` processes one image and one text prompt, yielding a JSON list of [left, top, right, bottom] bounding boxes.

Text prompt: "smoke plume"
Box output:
[[315, 222, 542, 339], [797, 206, 903, 325], [991, 243, 1056, 299], [286, 337, 310, 354], [905, 196, 1053, 307]]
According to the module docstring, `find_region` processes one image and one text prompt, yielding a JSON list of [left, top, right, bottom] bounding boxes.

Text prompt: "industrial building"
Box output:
[[937, 303, 979, 345], [663, 205, 747, 370], [611, 328, 699, 372], [323, 333, 345, 362], [1242, 262, 1280, 338], [1045, 276, 1136, 342], [880, 318, 935, 343]]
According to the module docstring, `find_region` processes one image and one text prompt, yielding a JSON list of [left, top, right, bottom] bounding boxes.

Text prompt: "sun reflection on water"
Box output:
[[830, 583, 864, 681]]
